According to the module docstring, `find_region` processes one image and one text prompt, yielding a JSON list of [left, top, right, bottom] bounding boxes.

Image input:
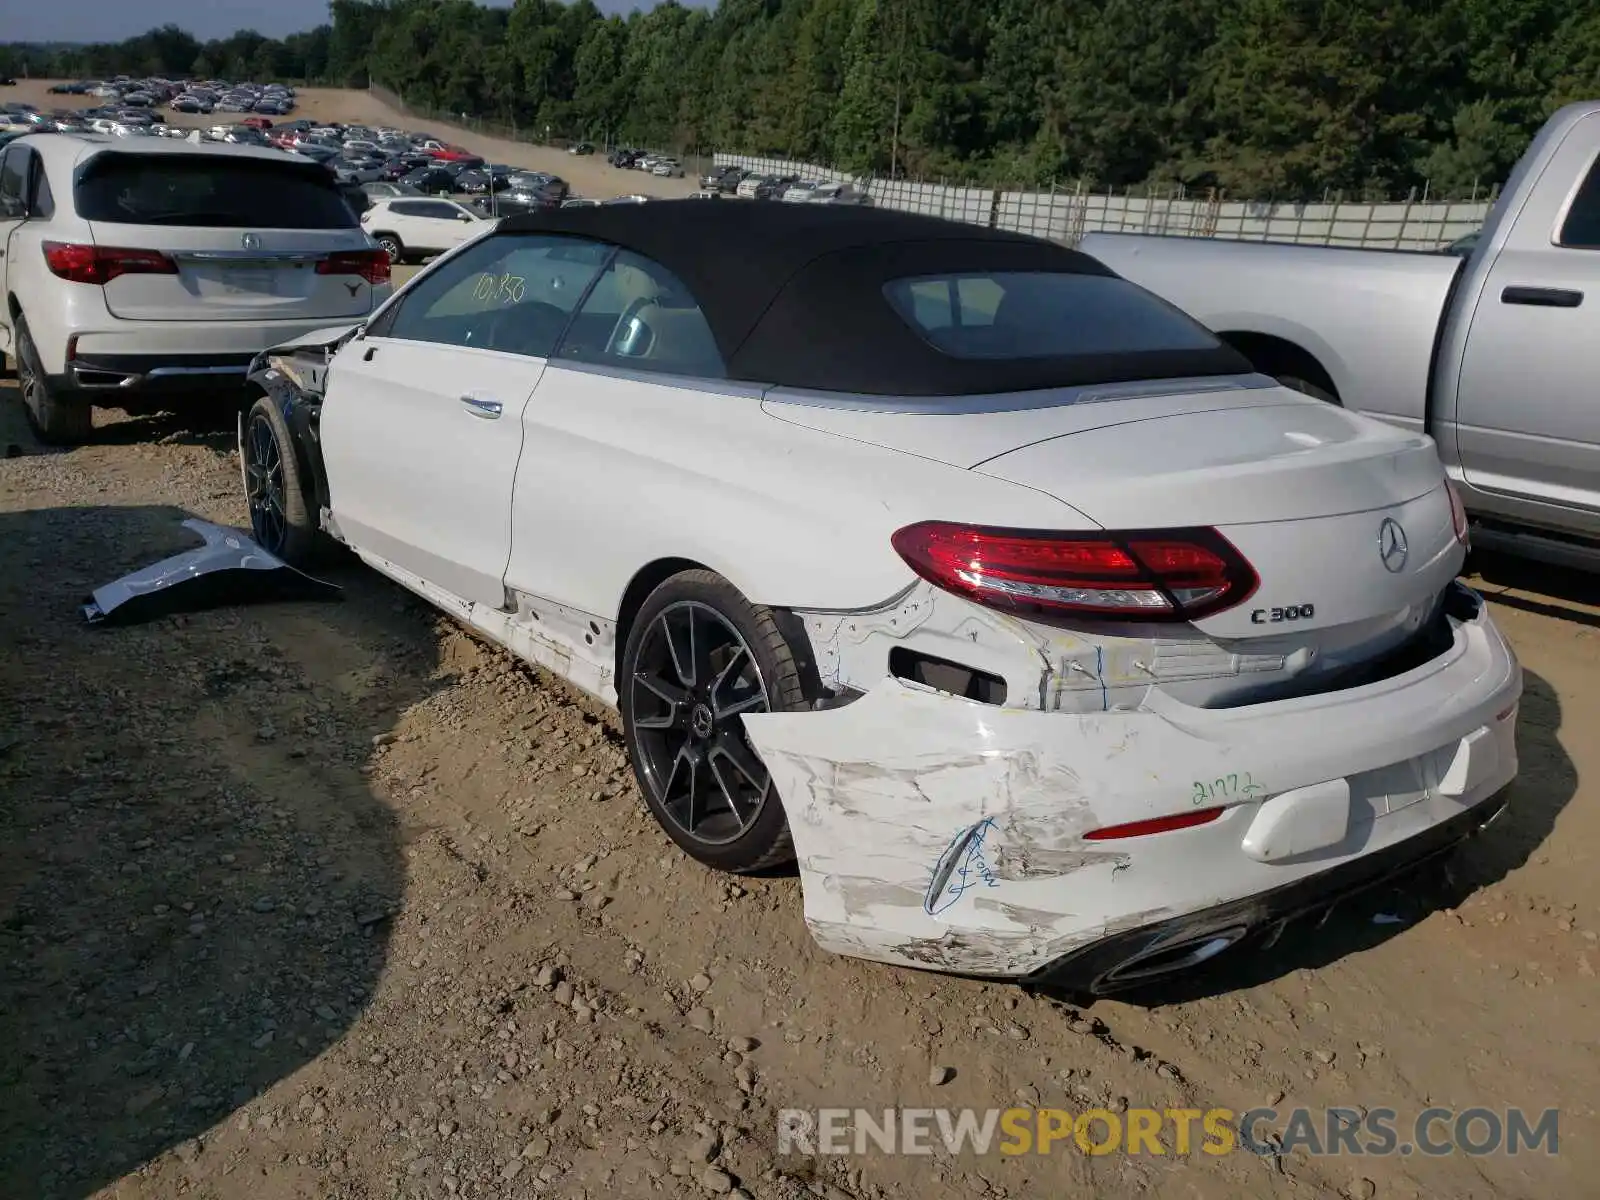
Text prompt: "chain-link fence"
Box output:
[[711, 153, 1493, 250]]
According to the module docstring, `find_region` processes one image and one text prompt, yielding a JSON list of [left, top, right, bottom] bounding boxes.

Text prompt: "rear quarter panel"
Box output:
[[506, 365, 1101, 617], [1080, 233, 1463, 434]]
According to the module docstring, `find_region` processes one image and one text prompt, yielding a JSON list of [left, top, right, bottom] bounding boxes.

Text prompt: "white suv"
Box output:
[[0, 132, 393, 442], [359, 197, 492, 263]]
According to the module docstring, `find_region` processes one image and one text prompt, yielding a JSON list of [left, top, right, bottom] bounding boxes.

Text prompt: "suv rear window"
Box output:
[[75, 156, 356, 228], [883, 272, 1223, 360]]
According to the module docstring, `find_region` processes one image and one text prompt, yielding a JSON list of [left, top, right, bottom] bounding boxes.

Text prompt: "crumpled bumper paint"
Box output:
[[741, 588, 1521, 979]]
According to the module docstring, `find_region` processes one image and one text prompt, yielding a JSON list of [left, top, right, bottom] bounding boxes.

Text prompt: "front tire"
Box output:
[[375, 234, 403, 263], [620, 570, 808, 873], [15, 316, 93, 444], [243, 395, 319, 565]]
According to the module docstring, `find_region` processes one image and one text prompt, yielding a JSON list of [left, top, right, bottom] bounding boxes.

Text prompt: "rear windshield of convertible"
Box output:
[[883, 272, 1223, 360], [76, 157, 357, 228]]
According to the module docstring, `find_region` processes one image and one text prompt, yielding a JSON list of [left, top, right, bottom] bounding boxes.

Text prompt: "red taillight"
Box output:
[[890, 522, 1259, 621], [1446, 480, 1470, 547], [1084, 807, 1226, 841], [42, 241, 177, 284], [317, 249, 391, 286]]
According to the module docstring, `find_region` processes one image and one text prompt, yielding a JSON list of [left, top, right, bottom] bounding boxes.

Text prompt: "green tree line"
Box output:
[[7, 0, 1600, 198]]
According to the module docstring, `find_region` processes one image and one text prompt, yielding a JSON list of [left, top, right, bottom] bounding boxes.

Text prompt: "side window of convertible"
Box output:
[[380, 234, 612, 357], [554, 249, 725, 379]]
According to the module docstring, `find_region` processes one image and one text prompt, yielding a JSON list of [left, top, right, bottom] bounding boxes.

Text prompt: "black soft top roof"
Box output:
[[497, 200, 1249, 396]]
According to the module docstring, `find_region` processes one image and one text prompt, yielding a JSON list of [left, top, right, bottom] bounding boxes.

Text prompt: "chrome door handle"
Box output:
[[459, 394, 503, 418]]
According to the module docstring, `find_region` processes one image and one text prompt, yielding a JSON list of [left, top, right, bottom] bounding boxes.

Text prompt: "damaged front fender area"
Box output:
[[741, 680, 1205, 978]]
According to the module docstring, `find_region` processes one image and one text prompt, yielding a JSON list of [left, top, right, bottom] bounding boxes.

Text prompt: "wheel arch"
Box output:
[[612, 557, 825, 703]]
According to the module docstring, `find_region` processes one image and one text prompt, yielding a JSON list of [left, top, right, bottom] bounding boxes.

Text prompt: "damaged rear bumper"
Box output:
[[1027, 787, 1508, 995], [740, 583, 1521, 981]]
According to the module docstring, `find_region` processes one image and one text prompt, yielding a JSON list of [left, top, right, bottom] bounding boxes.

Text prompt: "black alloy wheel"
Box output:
[[630, 599, 773, 846], [244, 407, 288, 553], [242, 396, 318, 564]]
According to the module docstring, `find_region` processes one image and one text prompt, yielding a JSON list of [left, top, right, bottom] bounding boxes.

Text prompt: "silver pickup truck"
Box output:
[[1083, 100, 1600, 571]]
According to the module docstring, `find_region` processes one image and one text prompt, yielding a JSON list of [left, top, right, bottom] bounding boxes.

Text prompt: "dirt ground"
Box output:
[[3, 395, 1598, 1200], [1, 80, 702, 202], [1, 84, 1598, 1198]]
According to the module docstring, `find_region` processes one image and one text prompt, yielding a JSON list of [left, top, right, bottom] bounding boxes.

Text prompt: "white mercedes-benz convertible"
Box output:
[[239, 200, 1521, 994]]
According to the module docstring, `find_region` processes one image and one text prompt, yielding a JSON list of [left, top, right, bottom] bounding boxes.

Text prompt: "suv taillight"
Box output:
[[317, 248, 391, 285], [42, 241, 177, 284], [890, 522, 1259, 622]]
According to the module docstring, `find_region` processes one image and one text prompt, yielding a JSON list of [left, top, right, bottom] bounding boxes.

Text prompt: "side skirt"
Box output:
[[349, 547, 620, 708]]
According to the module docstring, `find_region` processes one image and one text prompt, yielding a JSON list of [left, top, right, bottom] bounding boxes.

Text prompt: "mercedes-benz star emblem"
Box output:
[[1379, 518, 1409, 573], [240, 232, 261, 251]]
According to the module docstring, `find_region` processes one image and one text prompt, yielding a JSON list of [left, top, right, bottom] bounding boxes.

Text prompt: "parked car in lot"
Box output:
[[361, 181, 425, 202], [470, 184, 565, 217], [455, 164, 516, 194], [397, 165, 462, 196], [809, 181, 871, 206], [0, 132, 392, 443], [332, 156, 387, 185], [359, 196, 491, 262], [569, 141, 594, 155], [1083, 100, 1600, 571], [701, 165, 746, 191], [236, 200, 1519, 991]]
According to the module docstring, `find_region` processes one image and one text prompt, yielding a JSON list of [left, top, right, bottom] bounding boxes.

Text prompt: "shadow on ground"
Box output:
[[0, 503, 441, 1199], [0, 369, 245, 458], [1468, 550, 1600, 631]]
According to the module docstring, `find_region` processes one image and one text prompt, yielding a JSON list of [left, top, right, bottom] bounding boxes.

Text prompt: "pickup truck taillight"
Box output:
[[891, 521, 1259, 621], [43, 241, 177, 284], [317, 248, 391, 285]]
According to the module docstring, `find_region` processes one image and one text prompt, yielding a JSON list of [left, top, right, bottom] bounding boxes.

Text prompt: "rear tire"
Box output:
[[619, 570, 808, 874], [15, 316, 93, 444], [243, 395, 320, 566]]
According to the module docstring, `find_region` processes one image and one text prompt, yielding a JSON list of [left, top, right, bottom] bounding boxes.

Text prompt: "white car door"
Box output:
[[439, 200, 488, 248], [503, 247, 736, 614], [320, 229, 614, 608], [386, 199, 478, 253]]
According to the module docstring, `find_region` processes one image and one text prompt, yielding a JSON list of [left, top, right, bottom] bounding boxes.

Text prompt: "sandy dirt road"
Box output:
[[1, 81, 703, 202]]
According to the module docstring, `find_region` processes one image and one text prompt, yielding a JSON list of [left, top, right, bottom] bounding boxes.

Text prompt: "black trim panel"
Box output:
[[1501, 285, 1583, 308], [1024, 789, 1509, 996]]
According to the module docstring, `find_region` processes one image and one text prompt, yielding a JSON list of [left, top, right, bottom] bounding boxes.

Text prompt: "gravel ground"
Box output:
[[2, 380, 1598, 1200]]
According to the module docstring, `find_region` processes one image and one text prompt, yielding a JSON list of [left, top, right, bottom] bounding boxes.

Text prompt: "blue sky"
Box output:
[[10, 0, 709, 44]]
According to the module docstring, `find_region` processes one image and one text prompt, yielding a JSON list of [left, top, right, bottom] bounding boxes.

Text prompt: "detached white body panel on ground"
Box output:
[[242, 199, 1523, 991]]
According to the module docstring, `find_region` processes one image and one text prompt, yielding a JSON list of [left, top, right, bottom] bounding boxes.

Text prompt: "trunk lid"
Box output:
[[88, 222, 380, 322], [973, 400, 1462, 651], [76, 149, 380, 322], [765, 381, 1464, 692]]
